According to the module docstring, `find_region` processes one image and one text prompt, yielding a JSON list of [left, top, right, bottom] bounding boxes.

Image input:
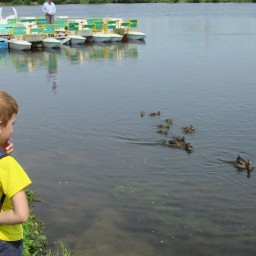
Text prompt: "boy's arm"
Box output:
[[0, 190, 29, 224]]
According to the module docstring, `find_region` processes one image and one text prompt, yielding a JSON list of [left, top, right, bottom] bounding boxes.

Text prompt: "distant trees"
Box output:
[[1, 0, 256, 5]]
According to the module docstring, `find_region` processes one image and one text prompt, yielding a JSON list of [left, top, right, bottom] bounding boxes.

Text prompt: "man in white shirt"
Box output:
[[42, 0, 56, 24]]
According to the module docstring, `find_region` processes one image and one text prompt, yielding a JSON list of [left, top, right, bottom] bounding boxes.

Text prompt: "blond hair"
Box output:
[[0, 90, 18, 127]]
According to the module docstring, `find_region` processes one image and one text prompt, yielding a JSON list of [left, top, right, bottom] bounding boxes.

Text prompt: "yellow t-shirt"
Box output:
[[0, 155, 32, 241]]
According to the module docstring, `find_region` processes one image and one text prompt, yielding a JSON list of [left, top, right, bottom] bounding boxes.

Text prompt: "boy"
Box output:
[[0, 90, 32, 256]]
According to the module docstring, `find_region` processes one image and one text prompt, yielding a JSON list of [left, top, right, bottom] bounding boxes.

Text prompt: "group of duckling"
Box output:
[[140, 111, 160, 117], [156, 118, 173, 136], [140, 111, 195, 153], [140, 111, 254, 173]]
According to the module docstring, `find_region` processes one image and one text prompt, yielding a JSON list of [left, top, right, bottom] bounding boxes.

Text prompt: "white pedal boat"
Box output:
[[42, 38, 61, 48], [92, 34, 111, 43], [109, 34, 123, 42], [126, 31, 146, 40], [8, 39, 31, 51], [69, 35, 86, 45]]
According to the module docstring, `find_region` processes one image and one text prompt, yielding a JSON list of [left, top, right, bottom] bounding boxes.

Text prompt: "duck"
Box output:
[[149, 111, 160, 116], [140, 111, 145, 117], [165, 118, 173, 125], [182, 125, 195, 134], [234, 155, 252, 171], [157, 129, 168, 135], [184, 143, 193, 152], [162, 138, 193, 153], [174, 136, 185, 142], [157, 124, 170, 129]]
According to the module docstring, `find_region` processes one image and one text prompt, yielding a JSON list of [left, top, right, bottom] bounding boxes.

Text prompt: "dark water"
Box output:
[[1, 3, 256, 255]]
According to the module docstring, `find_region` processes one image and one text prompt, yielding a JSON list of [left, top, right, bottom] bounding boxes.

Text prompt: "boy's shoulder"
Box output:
[[0, 151, 15, 160], [0, 152, 8, 160], [0, 153, 18, 168]]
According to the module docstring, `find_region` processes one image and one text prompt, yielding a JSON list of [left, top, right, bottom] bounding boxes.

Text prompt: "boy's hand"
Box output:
[[5, 139, 14, 154]]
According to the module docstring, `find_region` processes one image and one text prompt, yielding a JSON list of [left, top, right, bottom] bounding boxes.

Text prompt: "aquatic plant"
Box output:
[[45, 241, 73, 256]]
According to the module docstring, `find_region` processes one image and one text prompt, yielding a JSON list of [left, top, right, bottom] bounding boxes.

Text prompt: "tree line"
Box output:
[[1, 0, 256, 8]]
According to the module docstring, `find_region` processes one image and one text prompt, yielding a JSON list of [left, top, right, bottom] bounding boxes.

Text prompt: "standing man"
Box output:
[[42, 0, 56, 24]]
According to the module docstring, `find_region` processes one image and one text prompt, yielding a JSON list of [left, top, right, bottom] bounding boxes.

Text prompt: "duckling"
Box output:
[[165, 118, 173, 125], [157, 124, 170, 129], [174, 136, 185, 142], [162, 138, 193, 153], [184, 143, 193, 153], [157, 129, 168, 135], [234, 155, 252, 171], [182, 125, 195, 134], [140, 111, 145, 117], [149, 111, 161, 117]]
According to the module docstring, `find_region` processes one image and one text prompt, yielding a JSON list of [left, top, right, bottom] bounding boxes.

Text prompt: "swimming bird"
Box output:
[[149, 111, 160, 116], [174, 136, 185, 142], [182, 125, 195, 134], [157, 124, 170, 129], [140, 111, 145, 117], [234, 155, 252, 171], [165, 118, 173, 125], [162, 137, 193, 153], [157, 129, 168, 135]]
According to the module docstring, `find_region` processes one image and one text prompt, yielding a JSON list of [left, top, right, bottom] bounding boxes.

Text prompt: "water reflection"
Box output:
[[45, 50, 58, 94], [62, 41, 142, 63], [9, 49, 35, 72], [0, 41, 142, 93]]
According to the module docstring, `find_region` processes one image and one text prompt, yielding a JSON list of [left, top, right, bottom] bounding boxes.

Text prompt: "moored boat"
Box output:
[[126, 31, 146, 41], [42, 38, 61, 48], [8, 39, 31, 51], [92, 34, 111, 43], [69, 35, 86, 44], [109, 33, 123, 42]]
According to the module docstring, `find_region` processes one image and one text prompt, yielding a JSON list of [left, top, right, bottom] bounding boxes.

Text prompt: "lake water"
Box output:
[[1, 3, 256, 255]]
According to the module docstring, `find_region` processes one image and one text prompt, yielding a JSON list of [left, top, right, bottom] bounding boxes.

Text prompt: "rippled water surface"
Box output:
[[1, 3, 256, 255]]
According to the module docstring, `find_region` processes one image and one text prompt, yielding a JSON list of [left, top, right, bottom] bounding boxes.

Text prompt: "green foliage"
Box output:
[[23, 191, 47, 256], [24, 0, 32, 4], [10, 0, 32, 4], [66, 0, 80, 4], [12, 0, 23, 4], [2, 0, 256, 3], [53, 0, 63, 4], [88, 0, 111, 3]]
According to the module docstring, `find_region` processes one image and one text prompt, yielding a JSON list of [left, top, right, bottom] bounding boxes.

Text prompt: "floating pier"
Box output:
[[0, 16, 146, 51]]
